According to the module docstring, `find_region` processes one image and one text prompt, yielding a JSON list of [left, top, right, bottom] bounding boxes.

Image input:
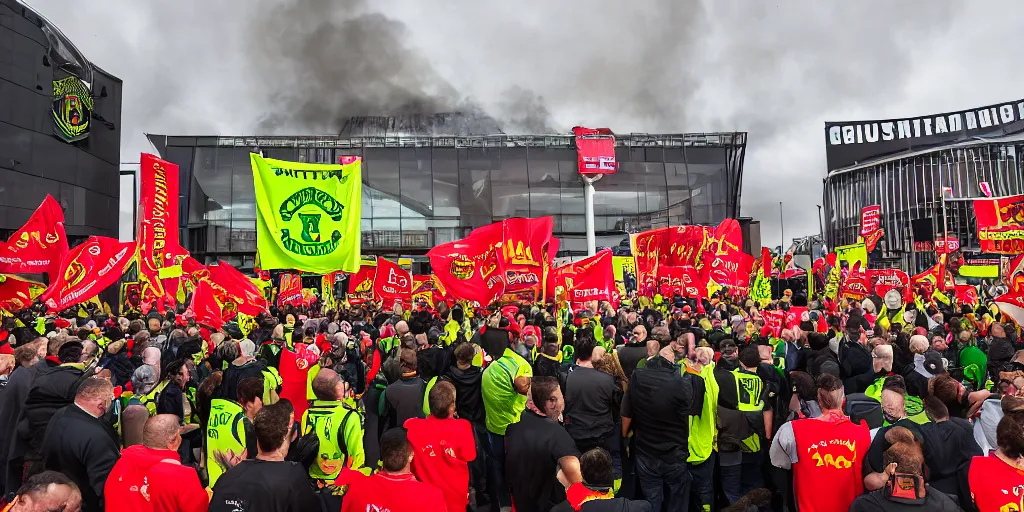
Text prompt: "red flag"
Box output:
[[498, 217, 553, 301], [701, 219, 746, 288], [631, 227, 669, 296], [0, 275, 44, 312], [840, 263, 871, 301], [186, 279, 223, 330], [996, 254, 1024, 326], [954, 284, 979, 306], [553, 249, 615, 304], [867, 268, 910, 297], [911, 254, 950, 297], [136, 153, 182, 299], [428, 228, 505, 307], [206, 261, 268, 316], [974, 194, 1024, 254], [373, 258, 411, 307], [347, 264, 377, 305], [0, 195, 68, 280], [41, 237, 134, 312]]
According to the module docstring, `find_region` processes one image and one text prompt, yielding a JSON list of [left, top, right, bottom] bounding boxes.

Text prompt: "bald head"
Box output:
[[143, 414, 182, 450], [395, 321, 409, 336], [311, 368, 344, 401]]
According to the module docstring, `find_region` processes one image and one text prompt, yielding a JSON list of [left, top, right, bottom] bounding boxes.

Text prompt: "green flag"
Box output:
[[251, 154, 362, 273]]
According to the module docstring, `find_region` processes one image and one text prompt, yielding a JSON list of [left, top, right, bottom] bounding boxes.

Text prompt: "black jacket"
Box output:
[[41, 405, 120, 512], [564, 366, 621, 441], [385, 375, 426, 429], [445, 365, 484, 425], [621, 357, 702, 462], [553, 496, 652, 512], [0, 360, 48, 491], [918, 419, 982, 508], [18, 363, 84, 462], [99, 351, 134, 389], [839, 340, 874, 393], [615, 343, 647, 379], [849, 486, 960, 512]]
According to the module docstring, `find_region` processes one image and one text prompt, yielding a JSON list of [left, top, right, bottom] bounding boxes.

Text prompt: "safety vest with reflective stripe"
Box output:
[[205, 398, 247, 488]]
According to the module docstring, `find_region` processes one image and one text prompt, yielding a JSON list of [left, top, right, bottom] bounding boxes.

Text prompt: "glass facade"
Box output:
[[151, 133, 746, 267], [0, 0, 122, 243], [823, 140, 1024, 270]]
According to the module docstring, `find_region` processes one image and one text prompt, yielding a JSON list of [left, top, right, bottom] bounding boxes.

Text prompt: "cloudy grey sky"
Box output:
[[24, 0, 1024, 247]]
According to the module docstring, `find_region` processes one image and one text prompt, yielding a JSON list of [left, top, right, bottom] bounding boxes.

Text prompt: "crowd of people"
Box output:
[[0, 285, 1021, 512]]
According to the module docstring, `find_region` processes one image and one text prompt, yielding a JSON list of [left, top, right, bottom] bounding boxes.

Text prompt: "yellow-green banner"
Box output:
[[835, 242, 868, 269], [612, 256, 637, 295], [251, 154, 362, 273]]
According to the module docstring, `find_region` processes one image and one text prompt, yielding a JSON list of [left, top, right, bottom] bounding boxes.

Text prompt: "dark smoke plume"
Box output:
[[29, 0, 992, 245]]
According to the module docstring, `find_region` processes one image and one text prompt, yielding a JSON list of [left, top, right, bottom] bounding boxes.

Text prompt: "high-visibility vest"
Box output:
[[205, 398, 247, 488], [138, 381, 171, 416], [732, 369, 764, 412], [300, 400, 361, 481], [732, 369, 764, 453]]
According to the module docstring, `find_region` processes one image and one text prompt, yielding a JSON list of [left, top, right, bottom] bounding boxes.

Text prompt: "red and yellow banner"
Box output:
[[0, 275, 46, 313], [347, 263, 377, 305], [277, 273, 304, 308], [552, 249, 615, 304], [428, 226, 506, 307], [0, 195, 68, 280], [41, 237, 134, 312], [975, 194, 1024, 254], [136, 153, 182, 300], [411, 275, 445, 307]]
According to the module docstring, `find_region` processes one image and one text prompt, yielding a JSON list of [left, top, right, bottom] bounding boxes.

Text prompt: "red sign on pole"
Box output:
[[935, 237, 960, 254], [572, 126, 618, 175], [859, 205, 884, 252]]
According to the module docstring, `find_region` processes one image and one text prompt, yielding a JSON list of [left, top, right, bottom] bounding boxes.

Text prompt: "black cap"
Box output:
[[923, 350, 946, 375]]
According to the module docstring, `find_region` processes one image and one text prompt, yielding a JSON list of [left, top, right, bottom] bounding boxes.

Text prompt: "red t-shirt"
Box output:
[[969, 454, 1024, 512], [341, 472, 448, 512], [791, 413, 871, 512], [404, 415, 477, 512]]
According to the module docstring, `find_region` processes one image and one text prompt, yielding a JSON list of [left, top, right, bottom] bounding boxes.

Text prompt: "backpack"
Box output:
[[844, 392, 882, 429]]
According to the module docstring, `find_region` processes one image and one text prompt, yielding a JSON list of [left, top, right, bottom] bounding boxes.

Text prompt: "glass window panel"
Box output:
[[231, 148, 256, 220], [562, 215, 585, 233], [399, 147, 433, 216], [559, 160, 584, 216], [527, 147, 565, 217], [458, 148, 497, 216], [432, 148, 460, 216], [364, 148, 400, 198], [666, 163, 693, 225], [595, 162, 640, 216], [491, 148, 529, 218], [230, 219, 256, 252], [192, 146, 232, 221]]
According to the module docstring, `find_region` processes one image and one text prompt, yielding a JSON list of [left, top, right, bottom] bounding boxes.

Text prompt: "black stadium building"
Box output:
[[150, 114, 748, 268], [0, 0, 123, 242], [823, 98, 1024, 271]]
